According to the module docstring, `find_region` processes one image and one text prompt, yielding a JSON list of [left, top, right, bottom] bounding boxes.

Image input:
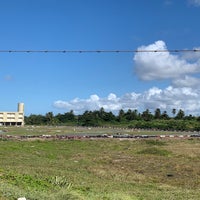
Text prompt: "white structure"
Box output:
[[0, 103, 24, 126]]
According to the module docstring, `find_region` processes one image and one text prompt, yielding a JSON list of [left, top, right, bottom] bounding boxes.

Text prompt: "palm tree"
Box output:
[[154, 108, 161, 119], [172, 108, 176, 118], [175, 109, 185, 120]]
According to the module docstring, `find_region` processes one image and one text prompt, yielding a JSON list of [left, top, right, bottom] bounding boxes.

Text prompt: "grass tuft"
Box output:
[[144, 139, 166, 146], [137, 147, 171, 156]]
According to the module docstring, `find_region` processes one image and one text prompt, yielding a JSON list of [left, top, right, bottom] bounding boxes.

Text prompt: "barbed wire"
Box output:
[[0, 49, 199, 53]]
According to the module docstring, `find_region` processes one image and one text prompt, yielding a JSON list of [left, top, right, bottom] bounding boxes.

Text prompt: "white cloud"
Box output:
[[145, 85, 198, 112], [54, 94, 121, 114], [133, 40, 200, 81], [108, 93, 118, 101], [172, 75, 200, 87], [53, 86, 200, 115], [53, 100, 70, 109], [89, 94, 100, 102], [189, 0, 200, 6], [181, 47, 200, 61]]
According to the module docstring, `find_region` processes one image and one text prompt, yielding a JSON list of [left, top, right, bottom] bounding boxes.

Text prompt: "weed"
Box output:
[[48, 176, 72, 188], [2, 172, 52, 191], [0, 138, 8, 141]]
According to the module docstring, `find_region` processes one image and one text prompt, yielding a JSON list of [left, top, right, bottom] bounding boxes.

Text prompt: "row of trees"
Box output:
[[25, 108, 200, 131]]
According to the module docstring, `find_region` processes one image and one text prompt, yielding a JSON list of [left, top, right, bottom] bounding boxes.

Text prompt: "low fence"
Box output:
[[1, 133, 200, 141]]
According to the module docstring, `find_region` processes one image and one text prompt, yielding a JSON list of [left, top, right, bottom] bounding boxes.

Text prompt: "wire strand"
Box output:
[[0, 49, 199, 53]]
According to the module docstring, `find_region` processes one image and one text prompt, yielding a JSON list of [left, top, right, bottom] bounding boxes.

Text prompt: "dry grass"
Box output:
[[0, 126, 200, 199]]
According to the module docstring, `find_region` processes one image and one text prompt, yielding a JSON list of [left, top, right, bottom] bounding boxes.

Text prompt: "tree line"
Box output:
[[25, 108, 200, 131]]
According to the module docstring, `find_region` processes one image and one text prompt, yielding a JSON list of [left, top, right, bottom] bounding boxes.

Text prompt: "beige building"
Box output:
[[0, 103, 24, 126]]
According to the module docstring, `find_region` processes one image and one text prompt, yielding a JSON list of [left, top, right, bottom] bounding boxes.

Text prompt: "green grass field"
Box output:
[[0, 126, 200, 199]]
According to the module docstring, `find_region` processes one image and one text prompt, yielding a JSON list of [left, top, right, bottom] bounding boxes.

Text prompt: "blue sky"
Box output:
[[1, 0, 200, 116]]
